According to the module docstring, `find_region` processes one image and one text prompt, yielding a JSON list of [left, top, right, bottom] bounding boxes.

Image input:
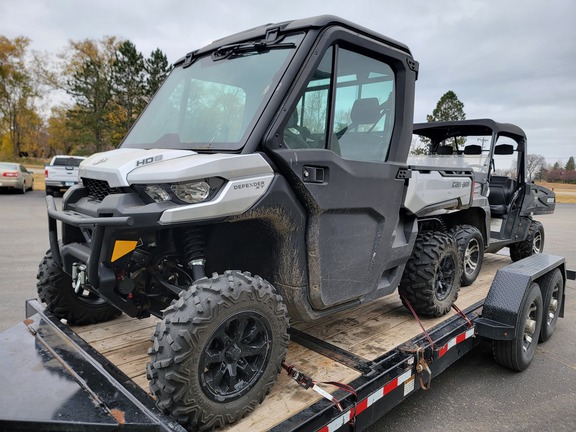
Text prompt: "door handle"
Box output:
[[303, 166, 327, 183]]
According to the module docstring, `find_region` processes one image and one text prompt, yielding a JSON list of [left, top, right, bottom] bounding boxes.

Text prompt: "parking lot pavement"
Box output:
[[1, 191, 575, 430]]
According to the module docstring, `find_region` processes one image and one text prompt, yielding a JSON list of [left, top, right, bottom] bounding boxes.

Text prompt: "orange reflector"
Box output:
[[111, 240, 138, 262]]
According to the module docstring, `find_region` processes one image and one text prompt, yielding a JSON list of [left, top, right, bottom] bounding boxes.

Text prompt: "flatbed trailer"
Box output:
[[1, 253, 571, 431]]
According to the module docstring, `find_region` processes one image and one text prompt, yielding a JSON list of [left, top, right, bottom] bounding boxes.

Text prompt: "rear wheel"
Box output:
[[450, 225, 484, 286], [36, 250, 122, 325], [45, 186, 54, 196], [399, 231, 461, 317], [510, 220, 544, 262], [20, 182, 26, 194], [538, 269, 564, 342], [493, 282, 543, 371], [148, 270, 289, 431]]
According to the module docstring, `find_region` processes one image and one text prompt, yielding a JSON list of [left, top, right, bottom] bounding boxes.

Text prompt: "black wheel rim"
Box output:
[[436, 255, 457, 301], [199, 311, 272, 402]]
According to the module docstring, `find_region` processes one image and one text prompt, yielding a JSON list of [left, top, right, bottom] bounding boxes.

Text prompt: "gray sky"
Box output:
[[1, 0, 575, 164]]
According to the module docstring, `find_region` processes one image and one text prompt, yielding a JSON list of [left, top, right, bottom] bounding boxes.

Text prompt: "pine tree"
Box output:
[[566, 156, 575, 171], [145, 48, 171, 101]]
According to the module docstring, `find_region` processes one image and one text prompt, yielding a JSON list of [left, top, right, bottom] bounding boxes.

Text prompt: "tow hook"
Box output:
[[72, 262, 87, 293]]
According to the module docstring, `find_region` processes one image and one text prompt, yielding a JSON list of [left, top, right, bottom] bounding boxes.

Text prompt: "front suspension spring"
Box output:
[[181, 226, 206, 281]]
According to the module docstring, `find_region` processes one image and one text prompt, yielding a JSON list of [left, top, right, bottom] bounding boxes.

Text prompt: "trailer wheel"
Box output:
[[147, 270, 289, 431], [449, 225, 484, 286], [510, 220, 544, 262], [538, 268, 564, 342], [399, 231, 461, 317], [493, 282, 543, 371], [36, 250, 122, 325]]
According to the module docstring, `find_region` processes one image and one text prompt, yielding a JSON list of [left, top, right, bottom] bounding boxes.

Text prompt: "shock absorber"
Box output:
[[181, 226, 206, 281]]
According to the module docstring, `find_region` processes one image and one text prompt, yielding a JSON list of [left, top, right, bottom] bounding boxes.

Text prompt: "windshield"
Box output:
[[122, 33, 304, 151], [408, 133, 493, 175]]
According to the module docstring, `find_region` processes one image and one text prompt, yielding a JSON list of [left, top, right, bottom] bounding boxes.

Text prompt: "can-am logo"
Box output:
[[452, 181, 470, 188], [136, 155, 163, 167]]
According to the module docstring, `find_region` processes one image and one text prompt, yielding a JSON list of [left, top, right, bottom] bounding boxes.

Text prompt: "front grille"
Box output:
[[82, 178, 121, 202]]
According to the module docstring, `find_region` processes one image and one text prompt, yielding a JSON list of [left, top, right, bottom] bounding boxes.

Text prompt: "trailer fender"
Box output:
[[476, 254, 566, 340]]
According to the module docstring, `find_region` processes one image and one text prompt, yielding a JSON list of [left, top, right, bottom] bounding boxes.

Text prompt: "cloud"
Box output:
[[1, 0, 574, 162]]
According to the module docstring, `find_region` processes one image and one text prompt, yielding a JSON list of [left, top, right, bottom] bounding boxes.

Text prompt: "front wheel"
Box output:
[[36, 250, 122, 325], [147, 271, 289, 431], [510, 220, 544, 262], [399, 231, 462, 317]]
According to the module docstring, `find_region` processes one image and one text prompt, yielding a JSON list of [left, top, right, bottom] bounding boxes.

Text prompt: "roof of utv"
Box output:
[[176, 15, 412, 64], [413, 119, 526, 143]]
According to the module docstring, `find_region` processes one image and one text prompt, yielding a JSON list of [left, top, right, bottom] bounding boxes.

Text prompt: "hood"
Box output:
[[79, 148, 195, 187]]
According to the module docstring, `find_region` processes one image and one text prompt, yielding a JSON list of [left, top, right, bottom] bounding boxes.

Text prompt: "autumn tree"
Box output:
[[0, 35, 39, 157]]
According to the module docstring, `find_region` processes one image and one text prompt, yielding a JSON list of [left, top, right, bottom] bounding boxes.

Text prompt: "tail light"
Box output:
[[45, 169, 48, 178], [3, 172, 18, 177]]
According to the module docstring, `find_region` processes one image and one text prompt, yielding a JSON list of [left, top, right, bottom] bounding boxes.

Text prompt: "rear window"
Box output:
[[0, 163, 18, 170], [53, 157, 85, 167]]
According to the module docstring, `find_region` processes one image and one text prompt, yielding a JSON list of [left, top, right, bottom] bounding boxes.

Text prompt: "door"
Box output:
[[267, 40, 416, 310]]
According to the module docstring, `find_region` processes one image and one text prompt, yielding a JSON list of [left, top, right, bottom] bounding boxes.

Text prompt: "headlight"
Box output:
[[144, 185, 171, 202], [135, 178, 224, 204], [171, 181, 210, 203]]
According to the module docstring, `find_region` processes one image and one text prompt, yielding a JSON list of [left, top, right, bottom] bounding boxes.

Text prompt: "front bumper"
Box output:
[[46, 191, 170, 317]]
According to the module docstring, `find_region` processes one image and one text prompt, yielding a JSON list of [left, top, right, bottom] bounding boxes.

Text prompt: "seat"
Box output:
[[284, 109, 312, 149], [338, 98, 385, 161], [488, 176, 517, 216]]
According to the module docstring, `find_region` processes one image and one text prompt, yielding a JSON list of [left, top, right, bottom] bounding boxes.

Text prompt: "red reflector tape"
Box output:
[[318, 370, 412, 432], [438, 327, 475, 358]]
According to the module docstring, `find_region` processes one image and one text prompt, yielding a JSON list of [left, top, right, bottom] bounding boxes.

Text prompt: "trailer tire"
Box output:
[[36, 250, 122, 325], [493, 282, 542, 371], [147, 270, 289, 431], [399, 231, 461, 317], [509, 220, 544, 262], [449, 225, 484, 286], [538, 268, 564, 342]]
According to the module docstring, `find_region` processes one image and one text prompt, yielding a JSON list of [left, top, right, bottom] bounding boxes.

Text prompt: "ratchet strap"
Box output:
[[282, 363, 357, 412]]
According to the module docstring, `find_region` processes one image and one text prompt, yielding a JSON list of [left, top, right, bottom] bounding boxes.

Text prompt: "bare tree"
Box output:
[[526, 154, 545, 181]]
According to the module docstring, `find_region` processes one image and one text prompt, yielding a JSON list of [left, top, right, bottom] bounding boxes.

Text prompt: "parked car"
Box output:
[[44, 155, 86, 196], [0, 162, 34, 194]]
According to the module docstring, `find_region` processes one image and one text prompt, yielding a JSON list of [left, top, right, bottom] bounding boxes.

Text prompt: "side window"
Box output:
[[283, 46, 395, 163], [283, 48, 332, 150]]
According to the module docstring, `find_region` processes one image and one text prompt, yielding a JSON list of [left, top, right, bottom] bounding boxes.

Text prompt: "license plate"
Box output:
[[65, 181, 74, 186]]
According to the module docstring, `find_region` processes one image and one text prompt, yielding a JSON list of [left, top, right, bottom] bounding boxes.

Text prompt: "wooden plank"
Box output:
[[67, 252, 512, 431]]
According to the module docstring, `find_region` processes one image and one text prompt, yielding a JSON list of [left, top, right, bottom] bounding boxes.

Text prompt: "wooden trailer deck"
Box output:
[[71, 254, 511, 431]]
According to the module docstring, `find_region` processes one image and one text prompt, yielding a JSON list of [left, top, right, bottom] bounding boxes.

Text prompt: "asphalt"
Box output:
[[0, 189, 574, 431]]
